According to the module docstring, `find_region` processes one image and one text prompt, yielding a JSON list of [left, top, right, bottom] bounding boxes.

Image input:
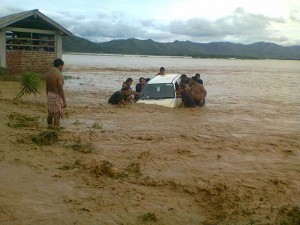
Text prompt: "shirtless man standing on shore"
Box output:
[[46, 58, 67, 126]]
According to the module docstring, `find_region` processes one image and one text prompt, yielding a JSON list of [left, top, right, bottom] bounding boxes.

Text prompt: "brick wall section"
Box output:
[[6, 51, 56, 75]]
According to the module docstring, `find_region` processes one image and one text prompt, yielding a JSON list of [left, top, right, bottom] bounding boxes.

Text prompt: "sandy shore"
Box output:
[[0, 80, 299, 225]]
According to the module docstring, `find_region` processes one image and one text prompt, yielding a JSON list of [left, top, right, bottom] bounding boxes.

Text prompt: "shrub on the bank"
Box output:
[[32, 130, 59, 145], [14, 72, 40, 100]]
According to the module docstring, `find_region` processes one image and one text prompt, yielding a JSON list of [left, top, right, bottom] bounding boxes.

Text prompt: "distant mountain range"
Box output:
[[62, 36, 300, 60]]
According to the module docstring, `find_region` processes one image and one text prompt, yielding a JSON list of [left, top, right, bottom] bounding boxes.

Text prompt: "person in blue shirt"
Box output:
[[135, 77, 146, 92], [135, 77, 147, 100]]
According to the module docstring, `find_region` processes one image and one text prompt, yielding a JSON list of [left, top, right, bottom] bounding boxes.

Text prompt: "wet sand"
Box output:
[[0, 72, 299, 224]]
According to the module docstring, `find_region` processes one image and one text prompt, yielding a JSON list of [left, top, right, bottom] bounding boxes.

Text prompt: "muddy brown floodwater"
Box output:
[[0, 55, 299, 225]]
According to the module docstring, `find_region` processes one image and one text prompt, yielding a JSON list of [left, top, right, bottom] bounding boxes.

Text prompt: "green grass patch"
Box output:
[[71, 139, 94, 153], [0, 74, 21, 81], [142, 212, 158, 223], [92, 122, 103, 129], [126, 162, 142, 176], [73, 120, 85, 125], [32, 130, 59, 145], [7, 112, 39, 128], [276, 206, 300, 225]]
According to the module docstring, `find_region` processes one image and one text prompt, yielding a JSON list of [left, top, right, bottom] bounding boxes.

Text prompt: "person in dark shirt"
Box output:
[[135, 77, 146, 100], [108, 87, 131, 105], [135, 77, 146, 93], [178, 84, 196, 107], [195, 73, 204, 85]]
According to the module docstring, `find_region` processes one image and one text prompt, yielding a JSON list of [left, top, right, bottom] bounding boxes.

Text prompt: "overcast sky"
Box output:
[[1, 0, 299, 46]]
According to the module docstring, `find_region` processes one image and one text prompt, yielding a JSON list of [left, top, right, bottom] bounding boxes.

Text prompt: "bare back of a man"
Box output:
[[191, 82, 206, 100], [190, 76, 207, 106], [46, 59, 66, 126]]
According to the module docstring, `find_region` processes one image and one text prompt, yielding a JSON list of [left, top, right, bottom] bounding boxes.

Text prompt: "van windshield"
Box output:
[[139, 83, 175, 100]]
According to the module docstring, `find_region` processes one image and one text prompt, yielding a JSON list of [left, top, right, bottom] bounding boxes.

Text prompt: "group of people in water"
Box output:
[[177, 73, 206, 107], [108, 76, 150, 105], [45, 59, 207, 127], [45, 58, 206, 127], [108, 67, 207, 108]]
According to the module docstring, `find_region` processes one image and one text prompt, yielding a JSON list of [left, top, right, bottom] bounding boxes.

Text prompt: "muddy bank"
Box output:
[[0, 80, 299, 225]]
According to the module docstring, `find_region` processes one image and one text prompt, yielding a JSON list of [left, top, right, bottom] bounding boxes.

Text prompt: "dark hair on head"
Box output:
[[195, 73, 200, 78], [121, 86, 130, 91], [126, 78, 133, 82], [180, 74, 187, 79], [160, 67, 165, 71], [192, 76, 198, 81], [145, 78, 150, 82], [139, 77, 145, 81], [53, 58, 64, 67]]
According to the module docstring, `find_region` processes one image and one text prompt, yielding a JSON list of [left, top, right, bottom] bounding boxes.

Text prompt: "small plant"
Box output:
[[63, 75, 73, 80], [249, 219, 259, 225], [276, 206, 300, 225], [71, 139, 94, 153], [73, 120, 84, 125], [32, 130, 59, 145], [126, 162, 142, 176], [142, 212, 158, 223], [64, 75, 79, 80], [7, 113, 39, 128], [14, 72, 41, 100], [92, 122, 102, 129], [100, 160, 113, 175]]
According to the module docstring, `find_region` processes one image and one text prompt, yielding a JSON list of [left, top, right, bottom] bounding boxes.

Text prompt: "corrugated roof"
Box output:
[[0, 9, 72, 36]]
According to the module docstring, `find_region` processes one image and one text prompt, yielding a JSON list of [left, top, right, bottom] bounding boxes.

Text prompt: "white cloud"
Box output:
[[290, 9, 300, 22], [0, 0, 299, 45], [168, 8, 287, 43]]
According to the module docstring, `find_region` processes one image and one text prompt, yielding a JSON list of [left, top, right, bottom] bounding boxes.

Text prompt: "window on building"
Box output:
[[6, 31, 55, 52]]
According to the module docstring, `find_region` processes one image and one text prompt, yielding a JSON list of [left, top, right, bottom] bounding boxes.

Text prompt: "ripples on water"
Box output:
[[63, 53, 300, 105], [61, 53, 300, 132]]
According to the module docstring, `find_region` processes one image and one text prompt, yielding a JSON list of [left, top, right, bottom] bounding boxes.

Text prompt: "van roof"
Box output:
[[148, 74, 181, 84]]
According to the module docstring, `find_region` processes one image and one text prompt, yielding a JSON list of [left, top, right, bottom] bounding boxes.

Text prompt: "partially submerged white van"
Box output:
[[136, 74, 181, 108]]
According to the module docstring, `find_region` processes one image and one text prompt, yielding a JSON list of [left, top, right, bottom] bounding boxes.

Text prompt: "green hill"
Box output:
[[62, 36, 300, 60]]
